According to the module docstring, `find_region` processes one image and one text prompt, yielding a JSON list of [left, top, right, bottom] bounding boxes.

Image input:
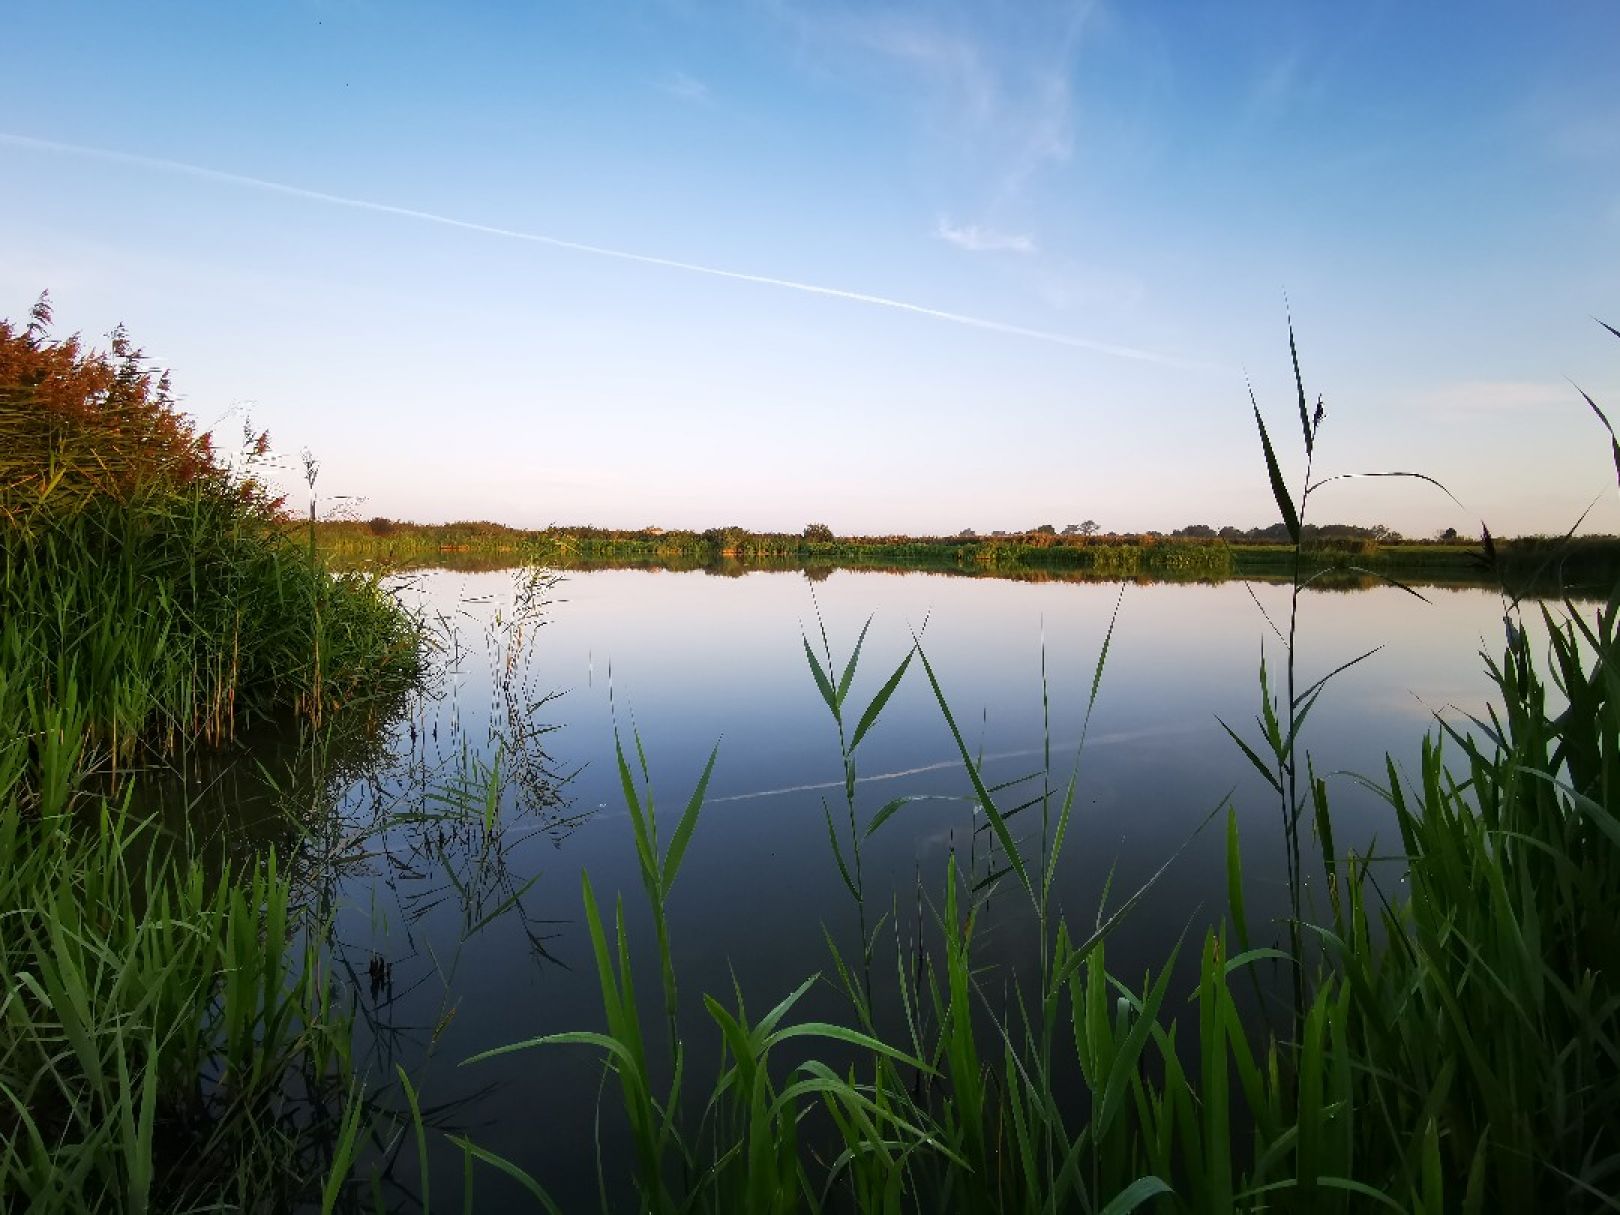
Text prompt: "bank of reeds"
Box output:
[[0, 296, 425, 1209], [4, 485, 421, 770], [2, 298, 421, 779], [314, 519, 1238, 578], [1324, 595, 1620, 1207]]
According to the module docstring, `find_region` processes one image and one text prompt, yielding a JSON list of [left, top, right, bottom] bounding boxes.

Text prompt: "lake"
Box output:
[[261, 564, 1519, 1207]]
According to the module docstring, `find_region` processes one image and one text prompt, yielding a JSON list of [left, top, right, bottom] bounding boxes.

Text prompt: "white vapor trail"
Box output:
[[2, 132, 1224, 372]]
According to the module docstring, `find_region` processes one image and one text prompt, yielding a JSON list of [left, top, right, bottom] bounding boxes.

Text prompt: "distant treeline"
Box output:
[[317, 519, 1234, 576], [311, 518, 1620, 589]]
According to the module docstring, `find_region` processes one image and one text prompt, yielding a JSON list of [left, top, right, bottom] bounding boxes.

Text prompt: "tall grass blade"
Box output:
[[663, 741, 719, 890], [851, 649, 914, 752], [1290, 313, 1314, 457], [1251, 393, 1301, 542], [912, 638, 1032, 901]]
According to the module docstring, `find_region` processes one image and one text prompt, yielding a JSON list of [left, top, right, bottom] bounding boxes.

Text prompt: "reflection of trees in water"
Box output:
[[347, 549, 1606, 607]]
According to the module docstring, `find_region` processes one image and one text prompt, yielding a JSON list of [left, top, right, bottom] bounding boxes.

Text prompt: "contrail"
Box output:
[[2, 131, 1224, 372], [704, 721, 1204, 805]]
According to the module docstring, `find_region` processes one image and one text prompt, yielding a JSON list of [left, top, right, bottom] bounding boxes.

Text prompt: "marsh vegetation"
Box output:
[[0, 298, 423, 1208], [4, 300, 1617, 1211]]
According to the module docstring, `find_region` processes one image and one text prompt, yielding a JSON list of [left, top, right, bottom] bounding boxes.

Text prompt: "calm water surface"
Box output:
[[290, 566, 1514, 1206]]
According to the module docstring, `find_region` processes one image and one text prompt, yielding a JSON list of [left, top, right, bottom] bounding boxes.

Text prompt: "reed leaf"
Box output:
[[1252, 395, 1301, 542]]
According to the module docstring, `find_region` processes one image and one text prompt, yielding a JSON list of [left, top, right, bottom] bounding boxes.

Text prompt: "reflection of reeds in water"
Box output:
[[295, 563, 593, 1194]]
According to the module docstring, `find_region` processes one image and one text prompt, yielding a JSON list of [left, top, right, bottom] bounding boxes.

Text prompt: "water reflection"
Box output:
[[350, 548, 1609, 600]]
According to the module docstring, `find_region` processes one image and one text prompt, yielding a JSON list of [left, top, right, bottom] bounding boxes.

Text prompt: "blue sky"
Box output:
[[3, 1, 1618, 535]]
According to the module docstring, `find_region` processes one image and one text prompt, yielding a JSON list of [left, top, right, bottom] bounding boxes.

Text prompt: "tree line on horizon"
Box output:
[[330, 516, 1482, 548]]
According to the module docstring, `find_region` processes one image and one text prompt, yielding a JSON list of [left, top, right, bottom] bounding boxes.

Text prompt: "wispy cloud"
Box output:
[[658, 71, 710, 102], [1549, 110, 1620, 163], [840, 13, 997, 123], [775, 3, 1091, 208], [1247, 50, 1304, 119], [0, 132, 1227, 372], [933, 217, 1035, 254]]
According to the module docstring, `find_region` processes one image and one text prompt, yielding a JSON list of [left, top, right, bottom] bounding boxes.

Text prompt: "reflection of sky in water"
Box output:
[[320, 567, 1519, 1208]]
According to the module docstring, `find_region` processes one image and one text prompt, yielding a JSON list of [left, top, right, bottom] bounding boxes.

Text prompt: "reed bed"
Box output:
[[1, 295, 423, 779], [0, 798, 358, 1211], [1, 296, 427, 1209]]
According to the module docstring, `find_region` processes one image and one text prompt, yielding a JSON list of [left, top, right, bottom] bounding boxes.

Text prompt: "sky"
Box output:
[[3, 1, 1618, 537]]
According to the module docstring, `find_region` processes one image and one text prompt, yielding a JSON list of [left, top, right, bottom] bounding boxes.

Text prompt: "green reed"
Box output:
[[413, 584, 1375, 1210], [2, 298, 428, 1209], [2, 484, 422, 779], [0, 800, 362, 1211], [800, 594, 916, 1003], [1314, 584, 1620, 1208]]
